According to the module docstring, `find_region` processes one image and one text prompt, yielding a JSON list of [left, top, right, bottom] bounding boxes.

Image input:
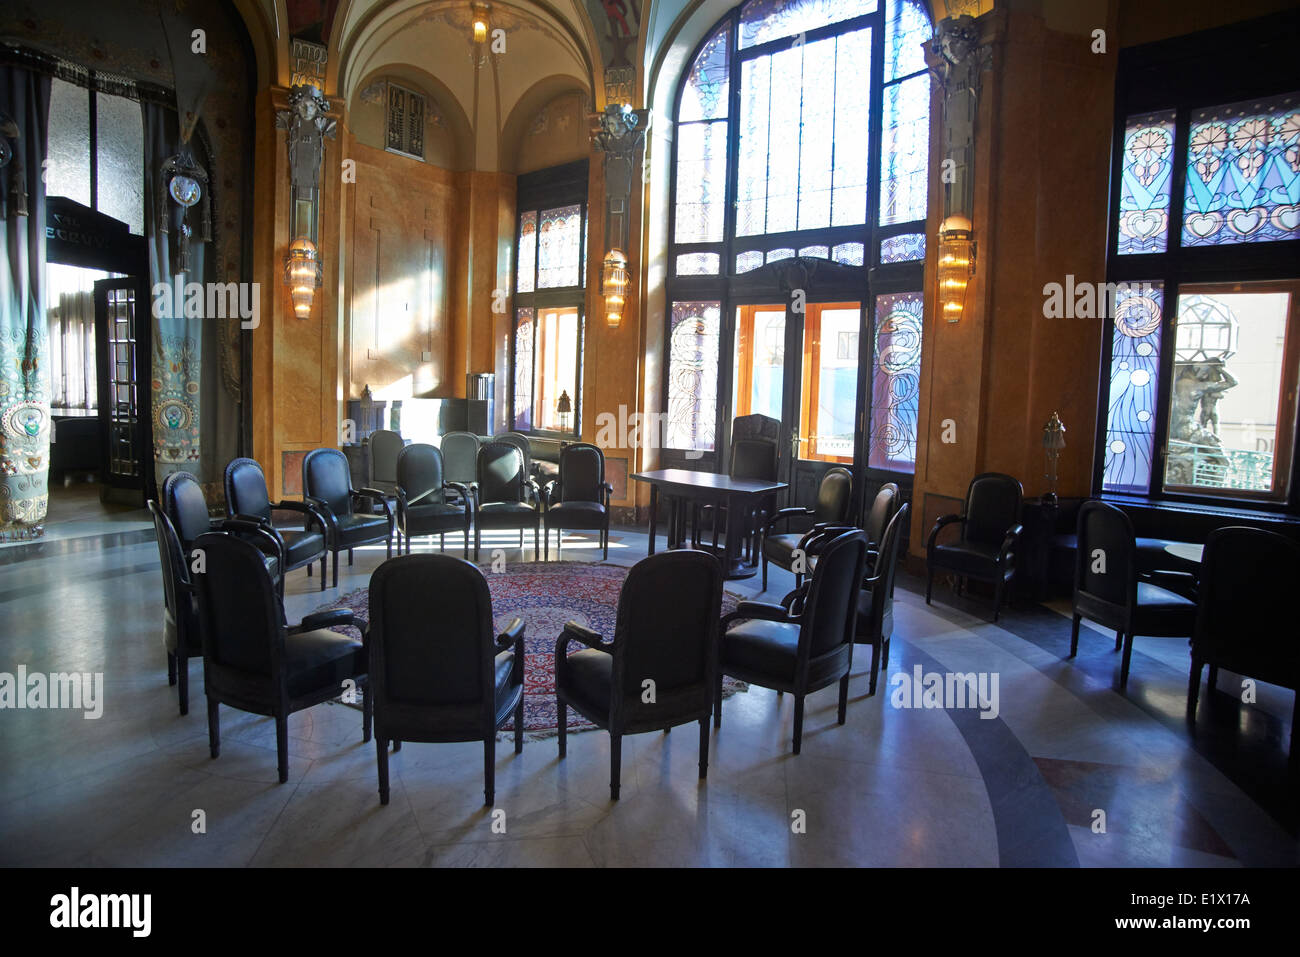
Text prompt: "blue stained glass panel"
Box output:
[[675, 120, 729, 243], [798, 245, 829, 258], [667, 302, 721, 451], [1182, 91, 1300, 247], [880, 232, 925, 262], [517, 210, 536, 293], [680, 25, 730, 122], [767, 248, 795, 262], [513, 308, 534, 431], [1117, 111, 1175, 255], [884, 0, 931, 82], [736, 251, 765, 273], [870, 291, 923, 471], [1102, 282, 1164, 493], [676, 252, 721, 275], [831, 28, 871, 226], [739, 0, 878, 50], [880, 74, 931, 225], [832, 242, 865, 266]]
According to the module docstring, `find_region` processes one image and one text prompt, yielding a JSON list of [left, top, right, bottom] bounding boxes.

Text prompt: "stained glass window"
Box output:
[[537, 204, 582, 288], [738, 0, 877, 49], [46, 79, 91, 208], [880, 73, 931, 225], [737, 27, 874, 237], [832, 242, 866, 266], [667, 302, 721, 451], [1101, 282, 1164, 493], [675, 120, 729, 243], [513, 308, 535, 431], [884, 0, 930, 81], [880, 232, 925, 262], [1182, 91, 1300, 247], [869, 292, 923, 470], [736, 251, 765, 273], [677, 252, 721, 276], [95, 93, 144, 235], [517, 210, 537, 293], [767, 248, 795, 262], [680, 23, 730, 122], [1117, 111, 1174, 255], [798, 245, 829, 258]]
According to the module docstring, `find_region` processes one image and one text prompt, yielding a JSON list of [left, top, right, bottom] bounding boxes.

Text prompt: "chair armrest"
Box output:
[[543, 479, 558, 508], [354, 488, 395, 525], [217, 518, 285, 566], [525, 477, 542, 507], [926, 513, 964, 553], [268, 500, 329, 538], [601, 482, 613, 506], [304, 495, 339, 528], [494, 617, 525, 652], [291, 608, 366, 635], [555, 620, 607, 655], [721, 599, 791, 631], [780, 580, 813, 617], [999, 523, 1025, 562], [798, 522, 855, 553], [765, 506, 814, 532]]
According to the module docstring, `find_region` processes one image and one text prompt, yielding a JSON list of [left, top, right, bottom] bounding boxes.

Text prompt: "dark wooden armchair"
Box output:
[[759, 466, 856, 591], [555, 549, 724, 800], [718, 529, 868, 753], [224, 456, 328, 590], [543, 442, 613, 561], [1188, 526, 1299, 759], [302, 447, 394, 587], [473, 441, 541, 560], [926, 472, 1024, 621], [368, 554, 525, 806], [191, 532, 370, 782], [394, 443, 471, 554]]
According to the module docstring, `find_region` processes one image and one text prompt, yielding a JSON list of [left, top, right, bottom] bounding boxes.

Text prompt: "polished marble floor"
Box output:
[[0, 486, 1296, 867]]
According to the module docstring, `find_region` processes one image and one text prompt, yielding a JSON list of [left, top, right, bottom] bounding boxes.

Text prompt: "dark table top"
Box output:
[[631, 469, 787, 496]]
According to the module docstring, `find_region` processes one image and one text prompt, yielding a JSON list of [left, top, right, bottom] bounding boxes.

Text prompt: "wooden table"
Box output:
[[632, 469, 787, 580]]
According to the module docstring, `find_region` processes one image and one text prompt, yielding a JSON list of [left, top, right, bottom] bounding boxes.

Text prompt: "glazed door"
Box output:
[[93, 277, 151, 501]]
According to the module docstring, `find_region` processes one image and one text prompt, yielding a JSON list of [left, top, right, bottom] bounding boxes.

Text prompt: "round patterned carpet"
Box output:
[[316, 561, 745, 735]]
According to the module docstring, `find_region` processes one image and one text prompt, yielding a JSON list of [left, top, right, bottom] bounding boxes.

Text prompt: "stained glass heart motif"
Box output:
[[1184, 212, 1222, 240], [1121, 209, 1166, 241], [1270, 204, 1300, 233], [1227, 207, 1266, 236]]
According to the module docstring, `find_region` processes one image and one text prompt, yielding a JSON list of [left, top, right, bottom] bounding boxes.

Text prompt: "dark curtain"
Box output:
[[0, 65, 51, 539]]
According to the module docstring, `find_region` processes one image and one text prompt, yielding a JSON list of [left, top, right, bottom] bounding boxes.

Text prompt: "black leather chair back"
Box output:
[[813, 467, 855, 525], [162, 470, 211, 548], [303, 448, 354, 518], [558, 443, 604, 503], [369, 429, 404, 486], [803, 529, 869, 660], [1074, 500, 1136, 614], [495, 432, 532, 478], [731, 437, 778, 481], [864, 482, 900, 543], [224, 457, 273, 522], [148, 499, 194, 647], [732, 413, 781, 446], [441, 431, 480, 485], [191, 532, 284, 687], [478, 442, 526, 504], [965, 472, 1023, 546], [613, 550, 723, 719], [875, 503, 910, 633], [369, 554, 496, 712], [396, 443, 445, 506], [1194, 527, 1300, 687]]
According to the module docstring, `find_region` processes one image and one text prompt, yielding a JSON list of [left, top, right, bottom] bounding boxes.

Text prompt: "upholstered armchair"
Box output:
[[1188, 526, 1299, 759], [393, 443, 471, 555], [555, 549, 723, 799], [302, 447, 394, 588], [439, 431, 480, 506], [190, 532, 370, 783], [368, 554, 525, 806], [224, 457, 329, 590], [366, 429, 406, 550], [718, 529, 868, 753], [759, 466, 856, 591], [925, 472, 1025, 621], [473, 441, 541, 560], [543, 442, 612, 560], [1068, 501, 1195, 689]]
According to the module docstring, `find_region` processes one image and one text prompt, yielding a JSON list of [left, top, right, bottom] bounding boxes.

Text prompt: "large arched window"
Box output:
[[666, 0, 933, 480]]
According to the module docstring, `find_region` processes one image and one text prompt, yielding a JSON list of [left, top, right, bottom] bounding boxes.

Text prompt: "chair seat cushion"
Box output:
[[477, 502, 539, 529], [763, 532, 802, 567], [403, 501, 466, 535], [722, 619, 799, 681], [334, 512, 390, 547], [284, 628, 365, 699], [547, 501, 606, 528], [278, 528, 325, 567], [558, 647, 612, 717], [931, 540, 1003, 577], [1136, 581, 1195, 610]]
